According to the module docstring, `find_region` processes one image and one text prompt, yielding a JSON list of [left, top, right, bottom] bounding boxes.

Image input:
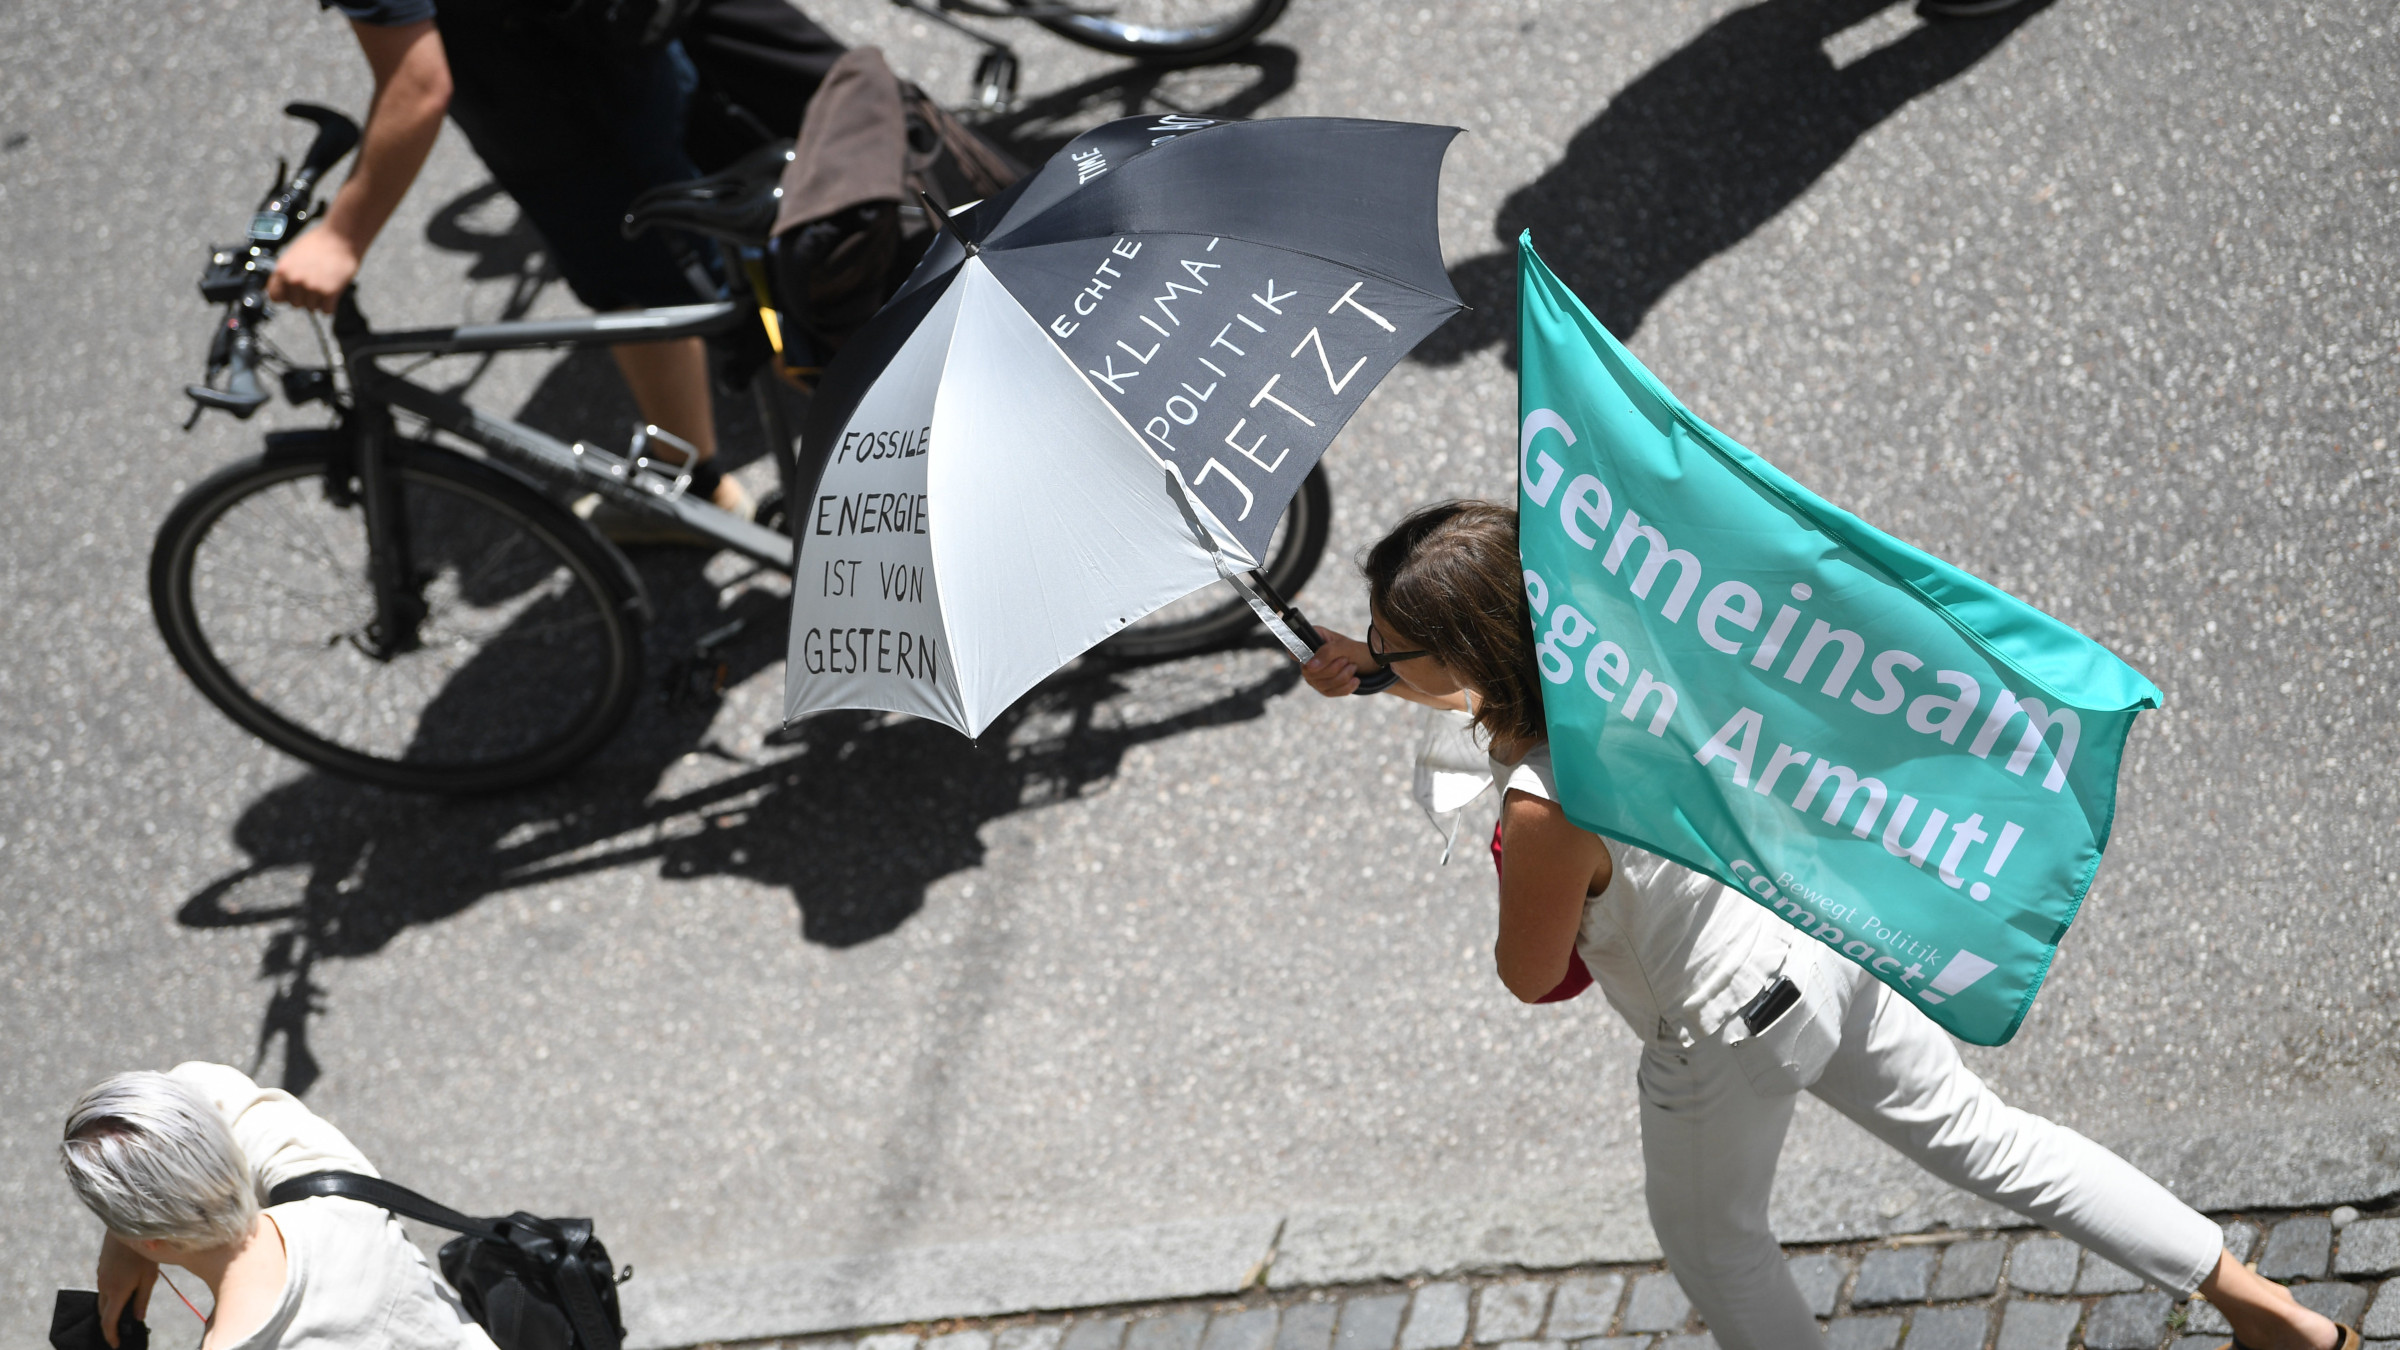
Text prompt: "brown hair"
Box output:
[[1363, 500, 1545, 748]]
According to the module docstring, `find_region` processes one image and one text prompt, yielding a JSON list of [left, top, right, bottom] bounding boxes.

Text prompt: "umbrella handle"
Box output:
[[1247, 574, 1396, 697], [1302, 616, 1400, 696]]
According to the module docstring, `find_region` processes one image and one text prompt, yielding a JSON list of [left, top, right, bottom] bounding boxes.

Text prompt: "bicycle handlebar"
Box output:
[[187, 104, 362, 421], [287, 102, 361, 186]]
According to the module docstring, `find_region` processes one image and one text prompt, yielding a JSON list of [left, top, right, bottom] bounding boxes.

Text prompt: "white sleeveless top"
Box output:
[[171, 1063, 497, 1350], [1494, 746, 1794, 1045]]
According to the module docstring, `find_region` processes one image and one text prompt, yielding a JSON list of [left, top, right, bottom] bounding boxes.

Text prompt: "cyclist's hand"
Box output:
[[1301, 628, 1371, 697], [267, 229, 361, 314], [96, 1232, 158, 1347]]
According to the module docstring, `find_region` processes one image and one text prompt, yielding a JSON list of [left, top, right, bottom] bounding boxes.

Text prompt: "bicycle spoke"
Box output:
[[252, 481, 362, 579], [426, 598, 605, 650]]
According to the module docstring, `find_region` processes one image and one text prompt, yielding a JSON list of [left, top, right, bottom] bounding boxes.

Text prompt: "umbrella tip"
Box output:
[[918, 189, 978, 257]]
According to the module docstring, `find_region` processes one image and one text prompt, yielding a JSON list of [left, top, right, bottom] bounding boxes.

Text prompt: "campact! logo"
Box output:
[[1917, 949, 1998, 1005], [1730, 859, 1998, 1008]]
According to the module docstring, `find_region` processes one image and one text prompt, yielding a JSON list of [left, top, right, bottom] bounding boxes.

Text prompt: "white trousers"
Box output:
[[1636, 952, 2223, 1350]]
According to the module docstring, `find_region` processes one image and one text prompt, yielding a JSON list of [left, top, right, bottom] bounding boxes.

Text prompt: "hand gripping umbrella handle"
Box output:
[[1238, 570, 1396, 696]]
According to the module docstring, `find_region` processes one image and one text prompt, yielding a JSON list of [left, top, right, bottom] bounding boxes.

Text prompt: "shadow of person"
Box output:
[[178, 539, 1299, 1094], [1417, 0, 2053, 365], [414, 180, 564, 397]]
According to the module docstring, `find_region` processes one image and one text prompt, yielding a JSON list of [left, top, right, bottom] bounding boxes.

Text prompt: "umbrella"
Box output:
[[783, 114, 1462, 737]]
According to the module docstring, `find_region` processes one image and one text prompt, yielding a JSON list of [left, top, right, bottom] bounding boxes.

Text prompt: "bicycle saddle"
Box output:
[[623, 139, 794, 246]]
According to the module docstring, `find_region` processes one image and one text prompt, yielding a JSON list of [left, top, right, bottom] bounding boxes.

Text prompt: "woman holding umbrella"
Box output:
[[1298, 500, 2357, 1350]]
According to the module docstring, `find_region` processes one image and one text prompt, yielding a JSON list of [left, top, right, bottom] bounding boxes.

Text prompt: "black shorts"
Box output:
[[433, 3, 706, 312]]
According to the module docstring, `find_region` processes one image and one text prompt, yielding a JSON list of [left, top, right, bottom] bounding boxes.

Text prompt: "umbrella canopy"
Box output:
[[784, 114, 1463, 736]]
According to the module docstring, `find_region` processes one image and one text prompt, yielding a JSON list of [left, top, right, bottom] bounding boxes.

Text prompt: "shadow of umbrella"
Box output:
[[1417, 0, 2054, 365]]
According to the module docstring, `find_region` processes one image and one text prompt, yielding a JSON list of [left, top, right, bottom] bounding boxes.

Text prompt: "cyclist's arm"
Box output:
[[268, 18, 450, 313]]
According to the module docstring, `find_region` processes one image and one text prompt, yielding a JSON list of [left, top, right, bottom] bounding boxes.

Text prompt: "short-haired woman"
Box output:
[[1299, 501, 2357, 1350], [62, 1062, 493, 1349]]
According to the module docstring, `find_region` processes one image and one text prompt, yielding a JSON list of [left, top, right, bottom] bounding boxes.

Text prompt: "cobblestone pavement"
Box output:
[[703, 1206, 2400, 1350]]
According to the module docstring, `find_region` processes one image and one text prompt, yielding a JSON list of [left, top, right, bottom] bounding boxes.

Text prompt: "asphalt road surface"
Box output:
[[3, 1, 2393, 1345]]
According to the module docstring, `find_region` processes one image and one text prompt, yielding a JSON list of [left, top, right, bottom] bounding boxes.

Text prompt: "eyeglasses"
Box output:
[[1366, 620, 1430, 668]]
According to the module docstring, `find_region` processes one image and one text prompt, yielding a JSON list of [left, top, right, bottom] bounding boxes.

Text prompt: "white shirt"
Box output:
[[171, 1063, 498, 1350], [1495, 747, 1794, 1045]]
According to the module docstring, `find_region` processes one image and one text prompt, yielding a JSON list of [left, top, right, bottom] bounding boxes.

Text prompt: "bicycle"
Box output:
[[884, 0, 1291, 113], [153, 97, 1331, 795]]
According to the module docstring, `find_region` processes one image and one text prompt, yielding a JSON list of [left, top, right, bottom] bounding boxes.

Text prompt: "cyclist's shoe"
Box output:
[[574, 478, 756, 548]]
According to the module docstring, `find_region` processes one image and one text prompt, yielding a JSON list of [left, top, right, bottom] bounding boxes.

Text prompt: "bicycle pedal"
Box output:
[[660, 656, 730, 707], [628, 423, 702, 499]]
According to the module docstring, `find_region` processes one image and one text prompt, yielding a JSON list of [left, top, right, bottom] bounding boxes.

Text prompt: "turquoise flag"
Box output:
[[1513, 235, 2157, 1046]]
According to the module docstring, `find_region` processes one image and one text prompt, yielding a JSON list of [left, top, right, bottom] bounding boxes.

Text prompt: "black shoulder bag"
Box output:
[[267, 1172, 627, 1350]]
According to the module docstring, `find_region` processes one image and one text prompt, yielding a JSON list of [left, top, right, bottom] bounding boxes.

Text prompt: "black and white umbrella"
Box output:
[[783, 114, 1462, 736]]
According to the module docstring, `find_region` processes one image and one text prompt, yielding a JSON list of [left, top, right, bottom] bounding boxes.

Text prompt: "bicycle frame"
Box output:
[[326, 296, 798, 657]]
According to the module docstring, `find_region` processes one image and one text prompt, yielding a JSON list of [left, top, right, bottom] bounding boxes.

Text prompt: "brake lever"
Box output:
[[186, 376, 271, 419], [186, 311, 271, 419]]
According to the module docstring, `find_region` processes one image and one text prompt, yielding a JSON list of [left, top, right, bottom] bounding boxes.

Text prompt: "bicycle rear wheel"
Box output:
[[151, 438, 645, 793], [1011, 0, 1288, 65], [1101, 459, 1329, 659]]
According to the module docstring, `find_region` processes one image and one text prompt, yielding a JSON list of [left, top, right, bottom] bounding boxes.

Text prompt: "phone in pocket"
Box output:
[[1739, 976, 1800, 1037], [1728, 962, 1840, 1096]]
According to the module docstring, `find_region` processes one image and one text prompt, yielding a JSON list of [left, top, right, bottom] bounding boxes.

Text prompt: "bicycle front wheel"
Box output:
[[1012, 0, 1289, 65], [150, 439, 645, 793]]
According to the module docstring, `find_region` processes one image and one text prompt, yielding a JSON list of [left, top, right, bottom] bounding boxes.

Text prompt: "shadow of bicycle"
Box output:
[[978, 42, 1299, 163], [177, 40, 1312, 1096], [177, 545, 1299, 1094]]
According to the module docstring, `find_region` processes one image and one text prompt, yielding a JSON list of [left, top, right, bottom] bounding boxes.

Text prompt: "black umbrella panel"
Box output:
[[808, 114, 1465, 566]]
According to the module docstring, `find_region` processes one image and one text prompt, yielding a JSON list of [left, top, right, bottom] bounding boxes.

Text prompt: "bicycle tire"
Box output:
[[1100, 459, 1329, 659], [1010, 0, 1289, 65], [151, 438, 645, 794]]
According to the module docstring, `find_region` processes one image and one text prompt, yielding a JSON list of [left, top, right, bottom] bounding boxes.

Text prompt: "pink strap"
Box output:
[[1491, 820, 1593, 1002]]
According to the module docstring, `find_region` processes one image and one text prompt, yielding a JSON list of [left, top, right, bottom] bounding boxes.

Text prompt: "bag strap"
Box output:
[[537, 1222, 624, 1350], [266, 1171, 506, 1240], [269, 1173, 622, 1350]]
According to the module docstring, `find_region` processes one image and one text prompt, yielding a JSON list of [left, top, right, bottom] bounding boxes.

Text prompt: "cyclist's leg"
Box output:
[[432, 4, 743, 511], [610, 336, 739, 504], [433, 5, 705, 310]]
